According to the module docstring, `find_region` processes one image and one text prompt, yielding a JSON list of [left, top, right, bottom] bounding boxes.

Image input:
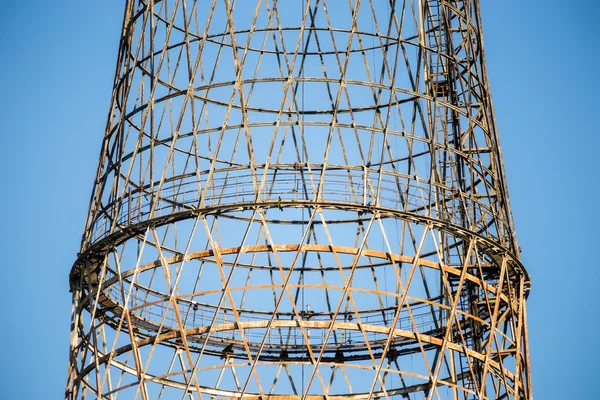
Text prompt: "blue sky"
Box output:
[[0, 1, 598, 398]]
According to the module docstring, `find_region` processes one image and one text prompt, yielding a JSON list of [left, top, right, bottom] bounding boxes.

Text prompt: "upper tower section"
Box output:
[[82, 0, 520, 254]]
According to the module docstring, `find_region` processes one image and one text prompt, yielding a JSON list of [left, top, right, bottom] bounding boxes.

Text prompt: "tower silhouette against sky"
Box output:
[[66, 1, 532, 399]]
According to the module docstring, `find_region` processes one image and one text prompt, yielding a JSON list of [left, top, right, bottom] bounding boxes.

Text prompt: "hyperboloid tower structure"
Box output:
[[66, 1, 532, 399]]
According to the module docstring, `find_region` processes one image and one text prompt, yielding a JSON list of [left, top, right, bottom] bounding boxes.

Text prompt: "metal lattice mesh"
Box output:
[[66, 1, 531, 399]]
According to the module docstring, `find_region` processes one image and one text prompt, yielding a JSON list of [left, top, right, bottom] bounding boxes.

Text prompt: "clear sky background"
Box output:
[[0, 1, 597, 398]]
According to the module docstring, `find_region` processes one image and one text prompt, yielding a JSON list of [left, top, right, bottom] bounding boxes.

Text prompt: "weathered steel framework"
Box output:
[[66, 0, 532, 399]]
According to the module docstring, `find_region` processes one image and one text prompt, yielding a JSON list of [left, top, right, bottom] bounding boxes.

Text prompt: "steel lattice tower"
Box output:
[[66, 1, 532, 399]]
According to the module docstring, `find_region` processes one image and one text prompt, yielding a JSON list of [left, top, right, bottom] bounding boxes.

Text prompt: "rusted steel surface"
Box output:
[[66, 1, 532, 399]]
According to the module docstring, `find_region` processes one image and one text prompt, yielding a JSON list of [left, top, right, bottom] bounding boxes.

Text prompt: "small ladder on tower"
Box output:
[[427, 0, 450, 98], [456, 283, 478, 397]]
